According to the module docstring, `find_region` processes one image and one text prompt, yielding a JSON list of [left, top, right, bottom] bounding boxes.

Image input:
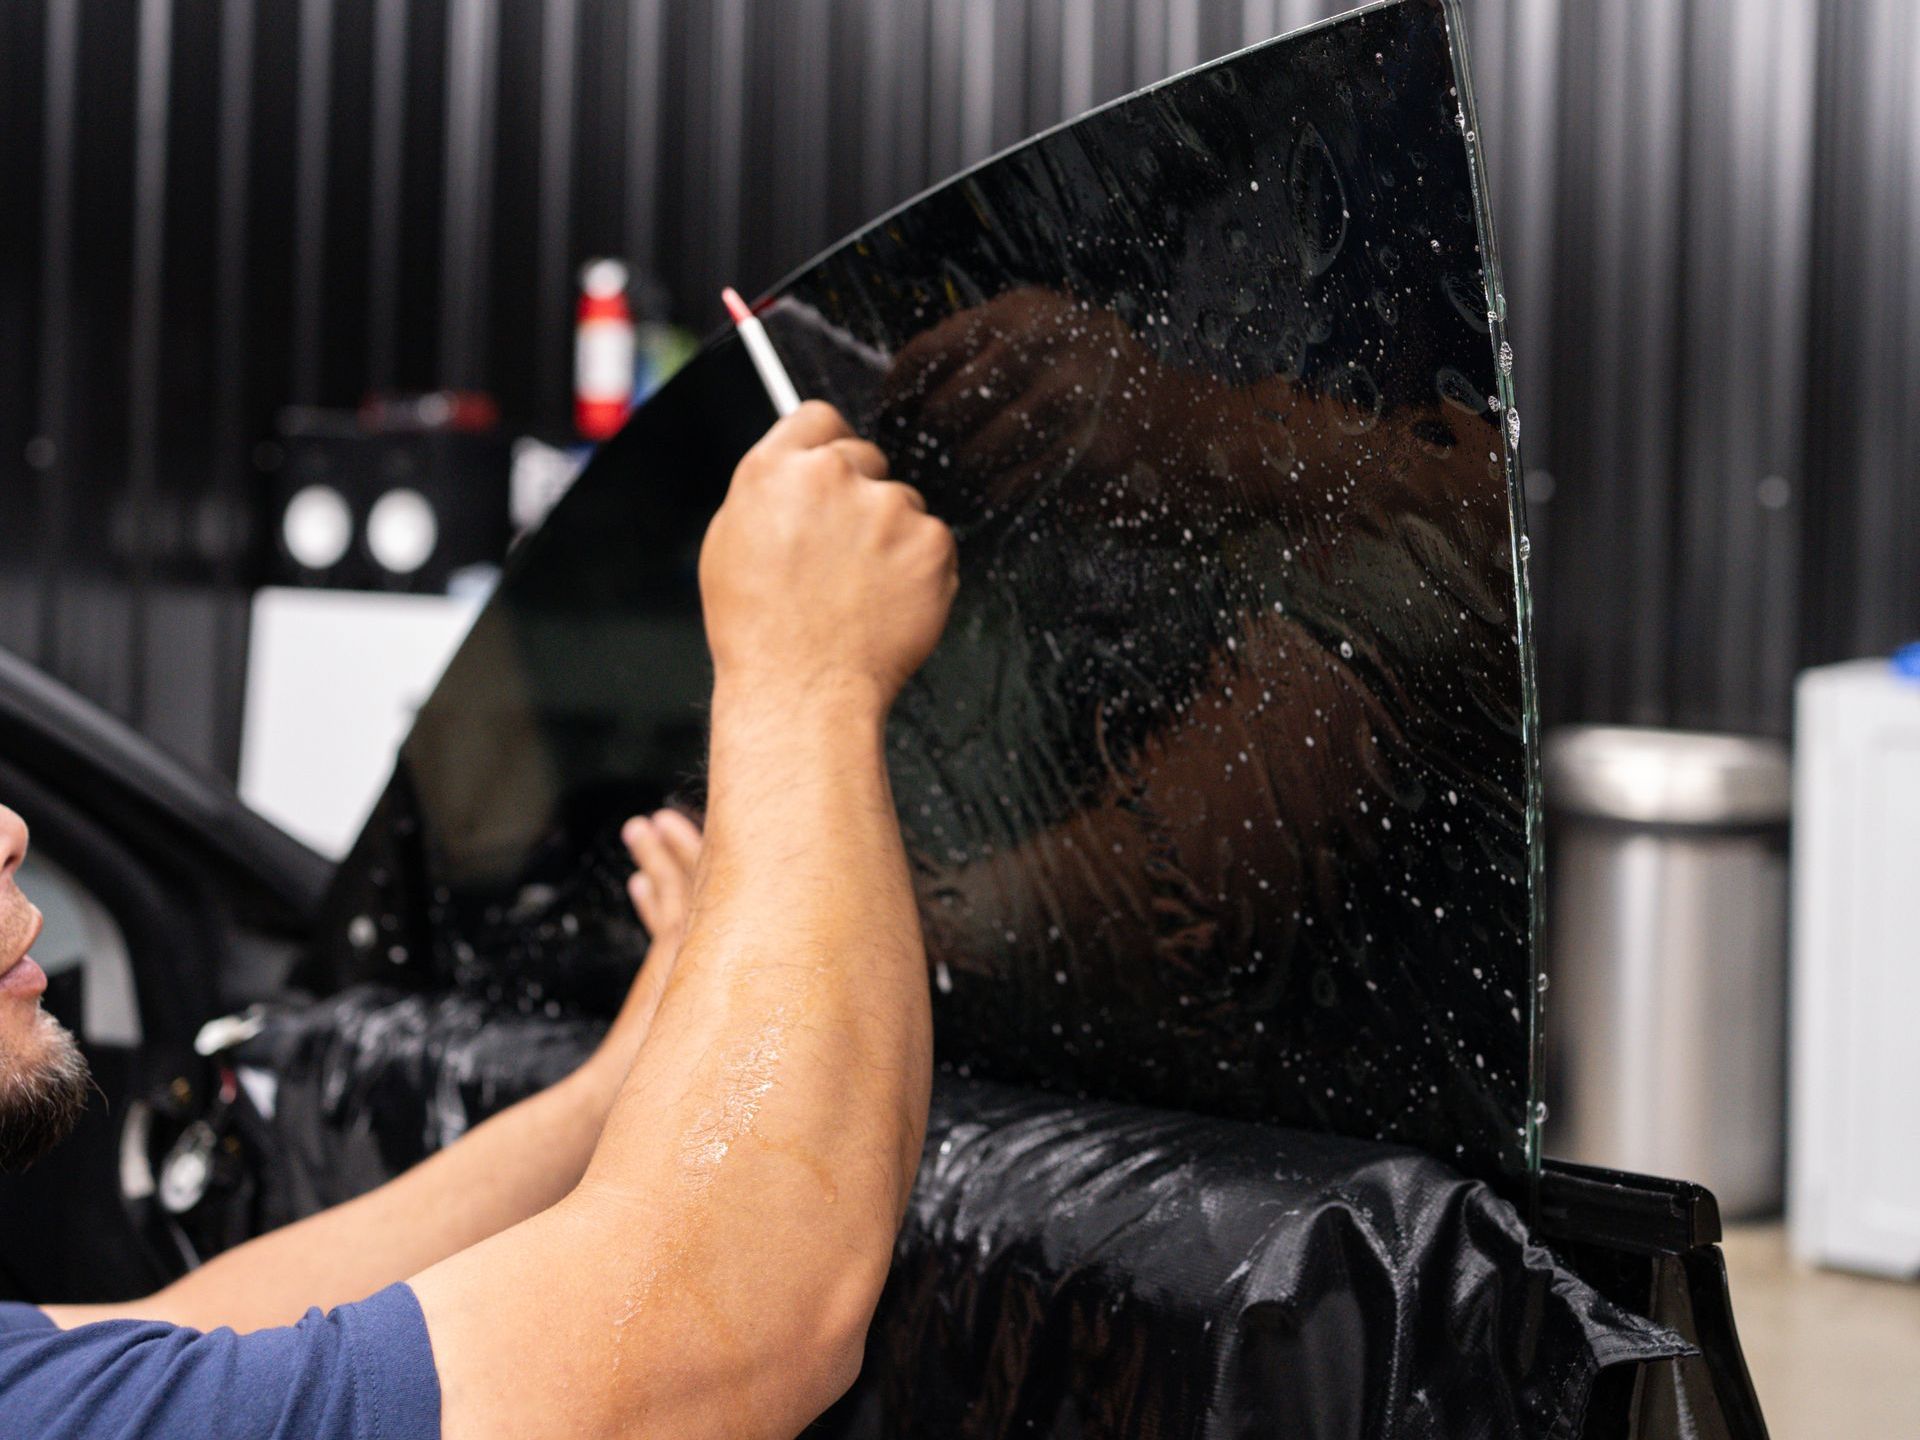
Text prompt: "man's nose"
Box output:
[[0, 805, 29, 882]]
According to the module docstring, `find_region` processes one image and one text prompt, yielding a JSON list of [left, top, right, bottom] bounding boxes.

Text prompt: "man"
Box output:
[[0, 401, 958, 1439]]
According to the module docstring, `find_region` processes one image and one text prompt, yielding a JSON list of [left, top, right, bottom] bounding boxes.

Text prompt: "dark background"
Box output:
[[1, 0, 1914, 780]]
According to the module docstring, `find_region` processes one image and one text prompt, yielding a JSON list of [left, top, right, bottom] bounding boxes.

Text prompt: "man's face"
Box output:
[[0, 804, 90, 1171]]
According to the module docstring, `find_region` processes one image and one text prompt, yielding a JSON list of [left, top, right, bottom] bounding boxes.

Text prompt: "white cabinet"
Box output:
[[239, 588, 482, 859], [1790, 659, 1920, 1278]]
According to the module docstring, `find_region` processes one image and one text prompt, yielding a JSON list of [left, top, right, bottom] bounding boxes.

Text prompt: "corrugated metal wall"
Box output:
[[1, 0, 1915, 777]]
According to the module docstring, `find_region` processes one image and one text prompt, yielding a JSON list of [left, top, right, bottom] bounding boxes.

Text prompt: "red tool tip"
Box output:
[[721, 286, 753, 324]]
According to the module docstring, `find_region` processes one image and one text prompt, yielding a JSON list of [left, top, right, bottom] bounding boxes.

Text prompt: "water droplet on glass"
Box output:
[[1443, 271, 1490, 332], [1287, 125, 1347, 275], [1328, 363, 1382, 432], [1436, 367, 1487, 414]]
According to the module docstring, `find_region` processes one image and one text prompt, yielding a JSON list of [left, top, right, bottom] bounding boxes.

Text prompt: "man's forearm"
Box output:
[[47, 1055, 626, 1333], [413, 683, 933, 1440], [594, 679, 932, 1207]]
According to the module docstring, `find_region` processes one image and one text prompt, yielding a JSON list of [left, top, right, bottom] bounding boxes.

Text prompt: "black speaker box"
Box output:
[[266, 417, 510, 593]]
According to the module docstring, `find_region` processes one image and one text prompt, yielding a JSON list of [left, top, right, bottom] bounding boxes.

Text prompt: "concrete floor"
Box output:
[[1722, 1224, 1920, 1439]]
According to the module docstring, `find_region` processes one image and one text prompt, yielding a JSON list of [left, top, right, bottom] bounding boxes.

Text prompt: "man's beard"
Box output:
[[0, 1010, 91, 1172]]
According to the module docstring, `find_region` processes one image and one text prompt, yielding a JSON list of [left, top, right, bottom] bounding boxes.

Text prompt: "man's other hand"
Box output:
[[576, 808, 705, 1095], [624, 807, 703, 959], [699, 400, 958, 716]]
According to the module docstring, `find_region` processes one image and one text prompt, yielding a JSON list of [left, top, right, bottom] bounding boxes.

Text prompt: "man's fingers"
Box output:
[[653, 809, 704, 871], [874, 481, 928, 514], [829, 438, 890, 479], [621, 816, 651, 862], [627, 871, 660, 935], [624, 816, 689, 939], [752, 399, 851, 458], [621, 818, 660, 932]]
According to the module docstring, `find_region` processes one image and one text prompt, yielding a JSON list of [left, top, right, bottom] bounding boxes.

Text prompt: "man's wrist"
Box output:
[[710, 671, 891, 746]]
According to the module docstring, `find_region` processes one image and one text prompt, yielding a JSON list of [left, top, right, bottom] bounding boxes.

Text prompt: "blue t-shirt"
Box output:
[[0, 1282, 440, 1438]]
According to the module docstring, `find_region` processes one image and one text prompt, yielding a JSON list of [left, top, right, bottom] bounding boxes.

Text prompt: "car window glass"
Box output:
[[317, 0, 1540, 1188]]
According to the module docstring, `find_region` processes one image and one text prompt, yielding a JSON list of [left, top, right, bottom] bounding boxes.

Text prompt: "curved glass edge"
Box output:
[[1440, 0, 1546, 1197], [746, 0, 1428, 317]]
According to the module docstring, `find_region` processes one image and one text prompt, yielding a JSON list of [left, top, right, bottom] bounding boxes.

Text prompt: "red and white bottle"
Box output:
[[575, 259, 636, 441]]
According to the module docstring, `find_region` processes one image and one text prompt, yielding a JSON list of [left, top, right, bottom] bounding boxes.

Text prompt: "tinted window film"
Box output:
[[316, 0, 1540, 1187]]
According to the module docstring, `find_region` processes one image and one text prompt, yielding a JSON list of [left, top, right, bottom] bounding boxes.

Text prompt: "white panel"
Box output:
[[1790, 659, 1920, 1278], [239, 589, 481, 859], [1856, 740, 1920, 1238]]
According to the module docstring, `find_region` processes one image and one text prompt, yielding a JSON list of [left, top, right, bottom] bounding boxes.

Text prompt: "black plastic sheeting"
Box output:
[[823, 1081, 1687, 1440], [232, 988, 1685, 1439], [234, 989, 604, 1222], [307, 0, 1542, 1190]]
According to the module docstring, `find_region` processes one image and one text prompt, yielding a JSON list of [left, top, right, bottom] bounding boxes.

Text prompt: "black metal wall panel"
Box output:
[[0, 0, 1915, 780], [1803, 0, 1920, 672]]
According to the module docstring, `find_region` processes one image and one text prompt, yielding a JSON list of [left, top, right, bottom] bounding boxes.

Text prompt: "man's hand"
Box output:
[[576, 808, 705, 1094], [700, 400, 957, 717], [624, 807, 703, 955]]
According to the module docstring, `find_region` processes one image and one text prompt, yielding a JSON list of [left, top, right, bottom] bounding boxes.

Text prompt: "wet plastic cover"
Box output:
[[312, 0, 1540, 1185], [236, 988, 1684, 1438]]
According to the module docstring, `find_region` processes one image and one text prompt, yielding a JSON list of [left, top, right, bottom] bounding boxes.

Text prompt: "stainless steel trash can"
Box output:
[[1543, 726, 1791, 1218]]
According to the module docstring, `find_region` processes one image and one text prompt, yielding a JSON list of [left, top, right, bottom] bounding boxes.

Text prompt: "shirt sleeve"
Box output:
[[0, 1282, 441, 1440]]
